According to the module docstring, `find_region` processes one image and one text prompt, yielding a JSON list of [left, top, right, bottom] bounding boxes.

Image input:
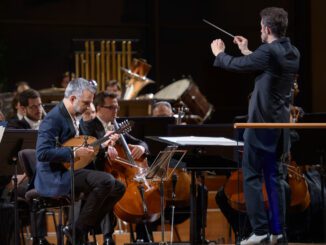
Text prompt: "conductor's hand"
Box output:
[[128, 144, 145, 160], [211, 39, 225, 56], [233, 36, 252, 55], [75, 146, 94, 158]]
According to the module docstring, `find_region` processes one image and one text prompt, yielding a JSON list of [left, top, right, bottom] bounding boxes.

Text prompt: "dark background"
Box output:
[[0, 0, 325, 122]]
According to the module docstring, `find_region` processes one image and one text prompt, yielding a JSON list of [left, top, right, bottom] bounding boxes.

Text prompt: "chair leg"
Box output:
[[30, 199, 39, 241], [56, 207, 64, 245]]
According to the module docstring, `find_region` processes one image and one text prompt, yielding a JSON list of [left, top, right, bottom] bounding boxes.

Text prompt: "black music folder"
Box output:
[[0, 129, 38, 175]]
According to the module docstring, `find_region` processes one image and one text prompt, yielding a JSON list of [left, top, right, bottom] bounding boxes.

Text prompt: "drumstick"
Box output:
[[203, 19, 235, 38]]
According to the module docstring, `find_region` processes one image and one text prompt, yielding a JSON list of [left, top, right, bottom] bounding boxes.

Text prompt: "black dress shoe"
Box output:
[[103, 237, 115, 245], [63, 225, 87, 245]]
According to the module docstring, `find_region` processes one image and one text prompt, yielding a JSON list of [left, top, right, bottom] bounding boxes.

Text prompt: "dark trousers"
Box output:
[[74, 169, 125, 230], [242, 143, 286, 235]]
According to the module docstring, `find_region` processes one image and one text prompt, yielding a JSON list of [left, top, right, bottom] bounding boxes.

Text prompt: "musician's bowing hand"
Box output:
[[75, 146, 94, 158], [107, 145, 118, 160], [211, 39, 225, 56], [233, 36, 252, 55], [128, 144, 145, 159]]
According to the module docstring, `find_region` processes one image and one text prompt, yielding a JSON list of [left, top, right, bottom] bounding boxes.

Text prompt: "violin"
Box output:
[[106, 119, 162, 224]]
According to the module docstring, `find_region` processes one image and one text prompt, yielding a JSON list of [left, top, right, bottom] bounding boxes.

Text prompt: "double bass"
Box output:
[[223, 160, 310, 213], [106, 120, 162, 224]]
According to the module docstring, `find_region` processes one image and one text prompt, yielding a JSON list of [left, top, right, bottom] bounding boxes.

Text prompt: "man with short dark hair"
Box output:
[[81, 91, 149, 245], [211, 7, 299, 245], [8, 89, 43, 129]]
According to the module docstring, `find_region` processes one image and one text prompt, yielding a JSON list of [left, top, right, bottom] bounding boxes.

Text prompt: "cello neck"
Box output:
[[113, 119, 136, 165]]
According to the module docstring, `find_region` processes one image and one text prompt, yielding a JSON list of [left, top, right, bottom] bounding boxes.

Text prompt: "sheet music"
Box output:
[[0, 126, 5, 143], [159, 136, 243, 146]]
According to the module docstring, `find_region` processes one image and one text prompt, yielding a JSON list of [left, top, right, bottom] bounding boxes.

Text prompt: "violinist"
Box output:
[[80, 91, 149, 245], [211, 7, 300, 245]]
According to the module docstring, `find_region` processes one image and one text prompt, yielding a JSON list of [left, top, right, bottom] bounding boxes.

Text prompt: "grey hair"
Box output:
[[153, 101, 172, 110], [64, 78, 97, 98]]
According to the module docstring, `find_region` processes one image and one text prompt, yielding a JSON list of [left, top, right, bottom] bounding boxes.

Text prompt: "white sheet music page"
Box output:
[[159, 136, 243, 146], [0, 126, 5, 143]]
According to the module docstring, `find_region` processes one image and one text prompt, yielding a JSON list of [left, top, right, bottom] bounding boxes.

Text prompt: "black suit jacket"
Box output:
[[80, 117, 149, 171], [214, 37, 300, 152], [7, 118, 31, 129], [35, 102, 79, 196]]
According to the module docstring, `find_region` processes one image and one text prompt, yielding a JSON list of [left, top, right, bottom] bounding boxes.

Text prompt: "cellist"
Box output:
[[80, 91, 149, 245]]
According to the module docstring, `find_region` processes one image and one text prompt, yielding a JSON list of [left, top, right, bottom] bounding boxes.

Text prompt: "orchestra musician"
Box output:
[[80, 91, 149, 245], [7, 89, 43, 130], [34, 78, 126, 245], [210, 7, 300, 245], [152, 101, 174, 117]]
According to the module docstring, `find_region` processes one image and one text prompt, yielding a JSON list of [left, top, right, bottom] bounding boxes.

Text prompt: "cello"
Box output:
[[107, 119, 162, 224], [223, 160, 310, 213]]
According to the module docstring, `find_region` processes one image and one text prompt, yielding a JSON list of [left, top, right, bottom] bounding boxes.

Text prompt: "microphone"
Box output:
[[172, 173, 178, 198]]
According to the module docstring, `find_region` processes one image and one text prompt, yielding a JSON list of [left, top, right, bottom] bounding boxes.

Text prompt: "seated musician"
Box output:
[[7, 89, 43, 129], [81, 102, 96, 122], [34, 78, 126, 245], [152, 101, 174, 117], [5, 89, 52, 244], [80, 91, 149, 245]]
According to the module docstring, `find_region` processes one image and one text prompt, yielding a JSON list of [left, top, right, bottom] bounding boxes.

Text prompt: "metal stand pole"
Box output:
[[159, 179, 167, 245], [69, 149, 76, 245], [170, 173, 178, 244], [12, 156, 20, 245]]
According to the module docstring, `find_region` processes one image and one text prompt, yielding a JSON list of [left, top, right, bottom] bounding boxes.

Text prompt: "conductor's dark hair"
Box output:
[[260, 7, 288, 38]]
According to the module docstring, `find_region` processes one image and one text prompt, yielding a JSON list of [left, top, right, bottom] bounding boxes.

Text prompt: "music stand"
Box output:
[[145, 145, 187, 245], [0, 129, 38, 245], [147, 136, 241, 245]]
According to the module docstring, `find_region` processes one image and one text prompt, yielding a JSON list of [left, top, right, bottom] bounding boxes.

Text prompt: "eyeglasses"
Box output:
[[101, 105, 120, 111], [27, 104, 43, 110]]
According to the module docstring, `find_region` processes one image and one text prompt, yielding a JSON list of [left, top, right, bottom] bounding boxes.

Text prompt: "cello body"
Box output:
[[224, 160, 310, 213], [106, 124, 163, 224]]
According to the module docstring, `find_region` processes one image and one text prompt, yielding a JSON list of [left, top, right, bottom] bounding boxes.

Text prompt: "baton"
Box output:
[[203, 19, 235, 38]]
